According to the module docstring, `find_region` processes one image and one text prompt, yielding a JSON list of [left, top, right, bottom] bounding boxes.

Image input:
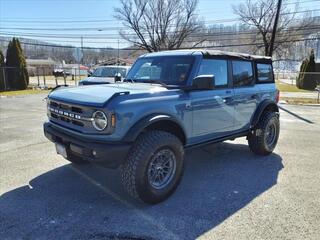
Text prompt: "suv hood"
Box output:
[[48, 83, 168, 107]]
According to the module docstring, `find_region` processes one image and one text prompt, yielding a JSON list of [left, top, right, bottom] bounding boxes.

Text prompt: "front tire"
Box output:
[[121, 130, 184, 204], [248, 111, 280, 155]]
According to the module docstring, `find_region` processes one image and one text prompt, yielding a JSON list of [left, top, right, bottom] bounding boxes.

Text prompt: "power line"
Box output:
[[1, 8, 319, 24], [1, 28, 318, 45], [202, 37, 320, 48], [1, 24, 319, 40], [1, 16, 318, 32], [0, 37, 318, 50], [1, 30, 317, 45]]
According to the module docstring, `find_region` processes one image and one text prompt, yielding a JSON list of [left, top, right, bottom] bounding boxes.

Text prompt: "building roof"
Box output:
[[26, 58, 56, 66], [98, 58, 134, 66], [142, 49, 272, 61], [95, 65, 131, 70]]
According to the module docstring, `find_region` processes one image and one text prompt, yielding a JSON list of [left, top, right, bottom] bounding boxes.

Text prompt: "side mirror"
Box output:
[[87, 70, 92, 77], [114, 72, 122, 82], [192, 75, 215, 90]]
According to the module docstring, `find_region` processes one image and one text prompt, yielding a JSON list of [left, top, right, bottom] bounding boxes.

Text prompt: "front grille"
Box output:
[[48, 100, 88, 129], [72, 120, 84, 127], [49, 101, 83, 113], [72, 106, 82, 113]]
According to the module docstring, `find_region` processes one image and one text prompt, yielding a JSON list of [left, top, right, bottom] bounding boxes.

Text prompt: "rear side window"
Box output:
[[197, 59, 228, 87], [232, 61, 254, 87], [256, 63, 274, 83]]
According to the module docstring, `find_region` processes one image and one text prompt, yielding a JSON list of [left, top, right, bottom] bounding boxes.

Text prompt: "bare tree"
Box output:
[[233, 0, 313, 56], [114, 0, 204, 52]]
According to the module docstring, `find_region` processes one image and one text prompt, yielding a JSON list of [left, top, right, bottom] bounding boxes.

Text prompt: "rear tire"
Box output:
[[248, 111, 280, 155], [121, 130, 184, 204]]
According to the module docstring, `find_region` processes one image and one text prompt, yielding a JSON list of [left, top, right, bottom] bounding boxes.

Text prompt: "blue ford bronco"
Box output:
[[44, 50, 280, 204]]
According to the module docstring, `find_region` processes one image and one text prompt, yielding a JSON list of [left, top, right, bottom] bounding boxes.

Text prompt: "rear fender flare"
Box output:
[[251, 100, 279, 128]]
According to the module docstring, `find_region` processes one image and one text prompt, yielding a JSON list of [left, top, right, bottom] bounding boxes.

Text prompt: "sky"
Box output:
[[0, 0, 319, 48]]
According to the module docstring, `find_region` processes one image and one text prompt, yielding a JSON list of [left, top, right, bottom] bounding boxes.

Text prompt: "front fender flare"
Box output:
[[122, 114, 185, 143]]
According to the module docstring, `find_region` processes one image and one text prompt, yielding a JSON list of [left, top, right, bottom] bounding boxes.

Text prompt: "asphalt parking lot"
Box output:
[[1, 94, 320, 240]]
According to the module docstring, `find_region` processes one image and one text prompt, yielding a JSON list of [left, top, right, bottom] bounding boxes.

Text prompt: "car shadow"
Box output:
[[0, 141, 283, 240], [279, 105, 314, 124]]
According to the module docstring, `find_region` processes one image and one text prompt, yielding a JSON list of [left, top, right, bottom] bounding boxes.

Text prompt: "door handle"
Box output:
[[223, 97, 233, 103]]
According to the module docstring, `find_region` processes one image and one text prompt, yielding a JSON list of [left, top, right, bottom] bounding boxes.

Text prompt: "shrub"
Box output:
[[0, 50, 5, 91], [296, 49, 317, 90], [5, 38, 29, 90]]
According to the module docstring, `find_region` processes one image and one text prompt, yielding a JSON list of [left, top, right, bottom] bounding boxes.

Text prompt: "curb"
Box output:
[[279, 101, 320, 107]]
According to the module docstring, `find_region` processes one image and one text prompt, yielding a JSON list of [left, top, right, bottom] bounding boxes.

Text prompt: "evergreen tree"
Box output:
[[296, 49, 317, 90], [6, 38, 29, 90], [0, 50, 5, 91]]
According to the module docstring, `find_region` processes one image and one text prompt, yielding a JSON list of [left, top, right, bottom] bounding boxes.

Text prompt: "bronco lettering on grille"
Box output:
[[49, 107, 82, 120]]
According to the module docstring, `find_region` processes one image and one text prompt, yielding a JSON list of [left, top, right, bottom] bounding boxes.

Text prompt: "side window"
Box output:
[[170, 63, 190, 84], [257, 63, 273, 83], [197, 59, 228, 87], [232, 60, 254, 87]]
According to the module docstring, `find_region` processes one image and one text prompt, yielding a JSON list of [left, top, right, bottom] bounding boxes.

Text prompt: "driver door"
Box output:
[[190, 59, 235, 141]]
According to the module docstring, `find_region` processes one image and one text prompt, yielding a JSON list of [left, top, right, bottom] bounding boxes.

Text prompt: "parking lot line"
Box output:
[[0, 141, 49, 154], [68, 165, 181, 240]]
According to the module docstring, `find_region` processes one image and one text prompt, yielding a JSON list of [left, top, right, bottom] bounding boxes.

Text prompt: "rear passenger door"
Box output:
[[232, 60, 260, 130]]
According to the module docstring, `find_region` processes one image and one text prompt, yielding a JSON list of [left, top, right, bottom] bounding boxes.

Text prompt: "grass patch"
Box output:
[[0, 89, 50, 96], [281, 97, 319, 105], [276, 81, 310, 92]]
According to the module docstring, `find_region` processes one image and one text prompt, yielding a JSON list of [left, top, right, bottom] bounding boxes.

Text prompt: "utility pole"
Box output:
[[269, 0, 282, 57], [117, 39, 120, 66], [317, 36, 320, 61], [80, 36, 84, 65]]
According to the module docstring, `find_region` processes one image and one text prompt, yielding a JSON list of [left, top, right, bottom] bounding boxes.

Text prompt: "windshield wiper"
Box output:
[[123, 78, 136, 83], [140, 79, 169, 87], [141, 80, 184, 89], [124, 79, 181, 89]]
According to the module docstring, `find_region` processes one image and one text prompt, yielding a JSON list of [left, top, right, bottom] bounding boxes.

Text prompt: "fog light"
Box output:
[[92, 150, 97, 156]]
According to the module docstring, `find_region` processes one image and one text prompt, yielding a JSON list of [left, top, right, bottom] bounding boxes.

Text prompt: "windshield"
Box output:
[[126, 56, 194, 86], [92, 67, 127, 77]]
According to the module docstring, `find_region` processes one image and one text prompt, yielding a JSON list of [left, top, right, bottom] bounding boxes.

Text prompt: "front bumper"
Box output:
[[44, 122, 131, 168]]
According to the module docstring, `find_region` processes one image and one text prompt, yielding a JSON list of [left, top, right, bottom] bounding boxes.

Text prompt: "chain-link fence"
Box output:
[[1, 66, 319, 102], [275, 70, 320, 103], [0, 66, 87, 91], [274, 71, 320, 86]]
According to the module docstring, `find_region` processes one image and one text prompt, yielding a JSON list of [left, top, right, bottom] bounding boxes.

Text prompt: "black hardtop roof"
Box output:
[[142, 49, 272, 62]]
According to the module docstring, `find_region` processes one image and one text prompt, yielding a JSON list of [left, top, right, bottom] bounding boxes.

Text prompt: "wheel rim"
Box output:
[[147, 148, 177, 190], [265, 121, 277, 148]]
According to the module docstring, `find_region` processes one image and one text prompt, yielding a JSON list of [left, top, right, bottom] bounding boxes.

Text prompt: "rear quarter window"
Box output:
[[256, 63, 274, 83], [232, 60, 254, 87]]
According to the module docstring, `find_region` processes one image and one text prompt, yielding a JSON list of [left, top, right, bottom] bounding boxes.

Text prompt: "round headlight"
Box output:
[[92, 111, 108, 131]]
